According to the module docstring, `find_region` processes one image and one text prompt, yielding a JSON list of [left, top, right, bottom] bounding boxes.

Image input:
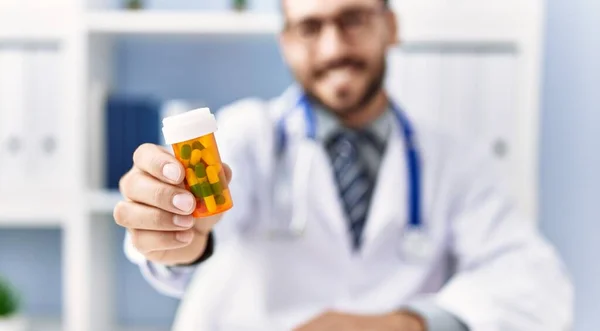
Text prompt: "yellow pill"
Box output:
[[202, 150, 217, 166], [199, 135, 213, 148], [204, 195, 217, 212], [186, 168, 199, 186], [190, 149, 202, 166], [206, 166, 220, 184], [213, 162, 222, 174]]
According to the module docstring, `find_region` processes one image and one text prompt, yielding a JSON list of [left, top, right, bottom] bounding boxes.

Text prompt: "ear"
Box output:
[[278, 32, 292, 66], [384, 10, 400, 46]]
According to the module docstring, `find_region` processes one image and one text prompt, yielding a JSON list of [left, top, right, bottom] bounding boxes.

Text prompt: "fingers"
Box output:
[[114, 201, 195, 231], [133, 143, 185, 185], [144, 228, 211, 265], [120, 170, 196, 215], [130, 228, 196, 254], [222, 163, 233, 184]]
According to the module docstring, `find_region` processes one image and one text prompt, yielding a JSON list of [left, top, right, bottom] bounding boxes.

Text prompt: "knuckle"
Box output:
[[119, 171, 134, 198], [133, 143, 152, 163], [153, 184, 174, 206], [113, 201, 128, 226], [156, 231, 176, 247], [149, 208, 167, 229]]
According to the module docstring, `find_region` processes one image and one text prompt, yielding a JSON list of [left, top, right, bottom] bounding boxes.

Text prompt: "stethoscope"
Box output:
[[269, 93, 432, 261]]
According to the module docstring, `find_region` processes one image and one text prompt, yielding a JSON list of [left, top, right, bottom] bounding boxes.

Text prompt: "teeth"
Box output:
[[328, 68, 354, 85]]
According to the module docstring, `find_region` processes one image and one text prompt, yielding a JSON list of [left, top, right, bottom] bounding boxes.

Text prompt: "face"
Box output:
[[280, 0, 398, 115]]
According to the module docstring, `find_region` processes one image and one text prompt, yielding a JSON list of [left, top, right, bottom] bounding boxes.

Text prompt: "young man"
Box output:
[[115, 0, 573, 329]]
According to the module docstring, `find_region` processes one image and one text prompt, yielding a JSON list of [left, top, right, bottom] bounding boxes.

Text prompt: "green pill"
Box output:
[[192, 141, 205, 150], [180, 144, 192, 160], [215, 195, 226, 205], [195, 163, 207, 178], [190, 184, 202, 198], [211, 182, 223, 195], [200, 182, 213, 197]]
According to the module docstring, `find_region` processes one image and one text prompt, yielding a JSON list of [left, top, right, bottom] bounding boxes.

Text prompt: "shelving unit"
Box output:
[[86, 11, 282, 35], [0, 0, 545, 330]]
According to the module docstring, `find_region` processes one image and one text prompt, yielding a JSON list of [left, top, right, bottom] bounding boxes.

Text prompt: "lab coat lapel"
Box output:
[[308, 143, 351, 240], [286, 110, 349, 242], [362, 125, 407, 251]]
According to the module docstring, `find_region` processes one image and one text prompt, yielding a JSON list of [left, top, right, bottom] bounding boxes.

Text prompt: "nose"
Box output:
[[316, 24, 350, 62]]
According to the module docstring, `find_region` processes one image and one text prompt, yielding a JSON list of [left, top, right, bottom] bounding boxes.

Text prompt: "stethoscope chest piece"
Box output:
[[400, 227, 433, 263]]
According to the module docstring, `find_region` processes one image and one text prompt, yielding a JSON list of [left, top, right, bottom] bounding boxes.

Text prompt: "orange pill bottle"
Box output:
[[161, 108, 233, 218]]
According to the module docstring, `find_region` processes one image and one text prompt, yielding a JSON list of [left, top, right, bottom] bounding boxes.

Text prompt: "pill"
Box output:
[[199, 182, 213, 197], [190, 149, 202, 166], [204, 196, 217, 212], [215, 194, 226, 205], [195, 163, 207, 178], [190, 184, 202, 198], [196, 200, 207, 214], [180, 144, 192, 160], [192, 141, 205, 150], [211, 182, 223, 195], [206, 166, 220, 184], [218, 171, 227, 186], [186, 168, 199, 186], [202, 150, 217, 166], [199, 135, 213, 148]]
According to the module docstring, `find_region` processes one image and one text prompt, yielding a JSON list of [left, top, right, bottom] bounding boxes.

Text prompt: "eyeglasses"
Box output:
[[283, 6, 386, 46]]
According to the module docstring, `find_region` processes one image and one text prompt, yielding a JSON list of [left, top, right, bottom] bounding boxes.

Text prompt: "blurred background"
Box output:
[[0, 0, 598, 330]]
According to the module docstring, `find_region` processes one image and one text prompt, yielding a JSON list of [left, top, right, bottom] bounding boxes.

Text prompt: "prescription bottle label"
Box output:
[[162, 108, 233, 218]]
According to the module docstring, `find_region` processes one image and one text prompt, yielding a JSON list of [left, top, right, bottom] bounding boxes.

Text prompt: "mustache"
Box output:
[[313, 57, 367, 79]]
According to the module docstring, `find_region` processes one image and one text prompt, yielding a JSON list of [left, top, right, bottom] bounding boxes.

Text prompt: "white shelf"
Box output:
[[0, 9, 69, 41], [29, 315, 168, 331], [86, 11, 282, 35], [88, 189, 122, 214], [0, 194, 66, 227]]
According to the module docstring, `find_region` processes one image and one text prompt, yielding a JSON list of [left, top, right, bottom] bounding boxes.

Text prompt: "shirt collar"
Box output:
[[312, 102, 393, 144]]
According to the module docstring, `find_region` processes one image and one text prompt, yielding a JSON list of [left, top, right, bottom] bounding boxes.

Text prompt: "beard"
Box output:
[[302, 56, 387, 116]]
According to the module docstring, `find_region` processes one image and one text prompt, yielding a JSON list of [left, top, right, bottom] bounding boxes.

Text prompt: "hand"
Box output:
[[293, 311, 426, 331], [114, 143, 232, 266]]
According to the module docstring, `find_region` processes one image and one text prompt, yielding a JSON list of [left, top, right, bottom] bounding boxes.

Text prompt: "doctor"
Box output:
[[115, 0, 573, 330]]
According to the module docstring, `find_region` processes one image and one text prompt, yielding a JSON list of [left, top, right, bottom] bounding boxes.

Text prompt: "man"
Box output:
[[115, 0, 573, 330]]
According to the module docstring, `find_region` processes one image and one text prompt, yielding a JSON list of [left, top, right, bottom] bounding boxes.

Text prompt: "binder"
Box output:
[[439, 53, 481, 137], [27, 45, 66, 191], [0, 46, 27, 192], [105, 94, 161, 189], [479, 54, 517, 181], [399, 51, 443, 127], [106, 95, 126, 190]]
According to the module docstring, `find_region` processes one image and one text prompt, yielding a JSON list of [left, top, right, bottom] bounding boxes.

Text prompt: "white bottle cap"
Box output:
[[162, 107, 218, 145]]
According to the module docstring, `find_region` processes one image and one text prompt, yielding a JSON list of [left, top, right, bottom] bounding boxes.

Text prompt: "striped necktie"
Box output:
[[325, 131, 376, 250]]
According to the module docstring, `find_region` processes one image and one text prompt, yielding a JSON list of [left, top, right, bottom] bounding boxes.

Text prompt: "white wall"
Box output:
[[540, 0, 600, 329]]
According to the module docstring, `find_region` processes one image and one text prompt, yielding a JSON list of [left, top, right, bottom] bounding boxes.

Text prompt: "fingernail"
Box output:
[[176, 231, 193, 243], [163, 163, 181, 182], [173, 194, 194, 212], [173, 215, 194, 228]]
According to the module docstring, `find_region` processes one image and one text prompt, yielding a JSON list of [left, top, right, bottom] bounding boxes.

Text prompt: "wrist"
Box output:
[[175, 231, 215, 266], [386, 311, 427, 331]]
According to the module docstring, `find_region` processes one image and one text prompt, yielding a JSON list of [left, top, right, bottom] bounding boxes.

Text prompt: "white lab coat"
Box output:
[[129, 87, 573, 331]]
